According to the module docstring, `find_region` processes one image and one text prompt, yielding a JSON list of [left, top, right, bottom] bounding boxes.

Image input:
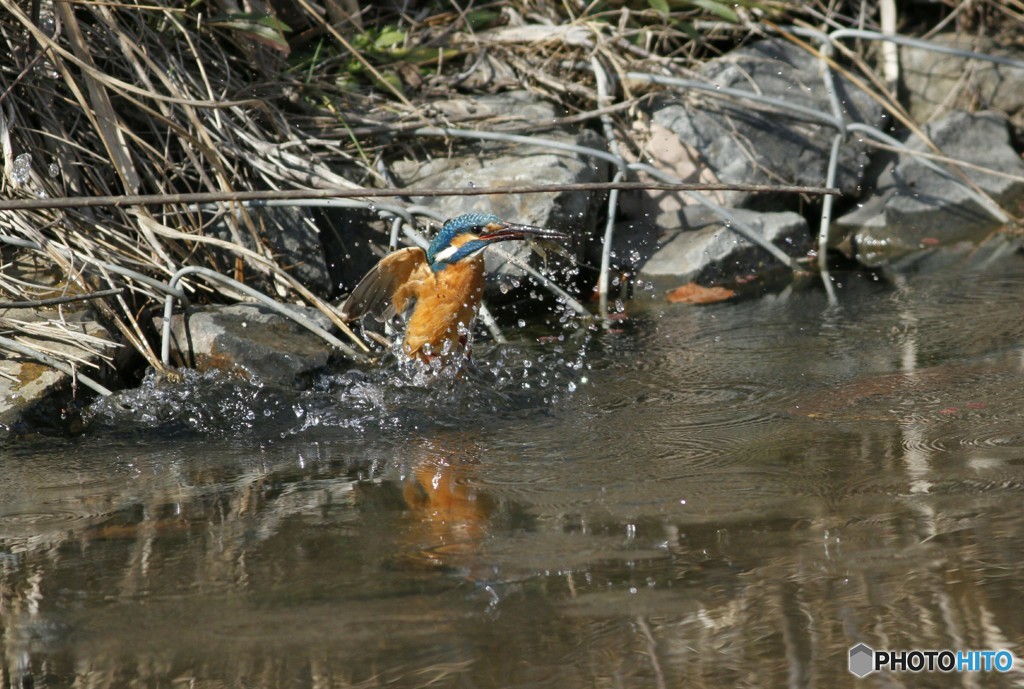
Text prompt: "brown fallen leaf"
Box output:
[[666, 282, 736, 305]]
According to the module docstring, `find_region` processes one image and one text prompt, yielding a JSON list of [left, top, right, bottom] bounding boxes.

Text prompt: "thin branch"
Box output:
[[160, 266, 370, 368], [0, 334, 113, 397], [0, 288, 123, 309], [591, 55, 624, 318], [0, 181, 840, 213]]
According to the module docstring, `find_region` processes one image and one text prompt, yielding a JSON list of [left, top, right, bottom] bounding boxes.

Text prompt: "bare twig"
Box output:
[[0, 334, 113, 397], [160, 266, 369, 368], [0, 288, 123, 309], [0, 181, 839, 213]]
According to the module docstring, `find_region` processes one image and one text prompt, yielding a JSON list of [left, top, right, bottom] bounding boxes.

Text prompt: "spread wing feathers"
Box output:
[[340, 247, 427, 323]]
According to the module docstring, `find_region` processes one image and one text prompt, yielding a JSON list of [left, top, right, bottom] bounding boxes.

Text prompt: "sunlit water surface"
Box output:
[[4, 260, 1024, 688]]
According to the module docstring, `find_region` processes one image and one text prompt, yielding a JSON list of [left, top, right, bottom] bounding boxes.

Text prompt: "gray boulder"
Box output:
[[156, 303, 334, 386], [900, 34, 1024, 129], [833, 110, 1024, 267], [651, 38, 884, 210], [636, 207, 810, 295], [877, 232, 1024, 277]]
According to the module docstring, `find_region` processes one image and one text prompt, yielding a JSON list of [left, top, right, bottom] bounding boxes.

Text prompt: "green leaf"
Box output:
[[465, 10, 501, 30], [648, 0, 670, 13], [372, 69, 405, 96], [206, 12, 291, 52], [688, 0, 739, 22], [207, 12, 291, 33], [373, 27, 406, 51]]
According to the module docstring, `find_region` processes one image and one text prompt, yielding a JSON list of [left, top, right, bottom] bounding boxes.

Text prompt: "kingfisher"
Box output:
[[340, 213, 569, 364]]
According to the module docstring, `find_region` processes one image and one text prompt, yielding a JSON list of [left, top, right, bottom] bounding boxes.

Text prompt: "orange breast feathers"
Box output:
[[339, 233, 489, 363], [400, 253, 485, 361]]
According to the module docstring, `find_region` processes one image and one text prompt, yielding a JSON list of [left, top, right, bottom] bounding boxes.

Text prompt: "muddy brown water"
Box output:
[[3, 260, 1024, 688]]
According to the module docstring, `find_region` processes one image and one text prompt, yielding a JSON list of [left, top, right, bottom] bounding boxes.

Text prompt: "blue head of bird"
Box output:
[[426, 213, 569, 272]]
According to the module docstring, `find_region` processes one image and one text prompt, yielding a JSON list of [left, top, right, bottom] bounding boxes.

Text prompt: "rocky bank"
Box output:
[[3, 20, 1024, 438]]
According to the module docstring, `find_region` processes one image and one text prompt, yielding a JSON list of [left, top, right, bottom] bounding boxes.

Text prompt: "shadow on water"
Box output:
[[5, 261, 1024, 687]]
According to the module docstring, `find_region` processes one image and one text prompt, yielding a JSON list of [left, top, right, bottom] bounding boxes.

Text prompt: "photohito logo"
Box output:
[[849, 643, 1014, 678]]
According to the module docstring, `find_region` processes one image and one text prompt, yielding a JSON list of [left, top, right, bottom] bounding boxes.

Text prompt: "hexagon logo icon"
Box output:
[[849, 643, 875, 677]]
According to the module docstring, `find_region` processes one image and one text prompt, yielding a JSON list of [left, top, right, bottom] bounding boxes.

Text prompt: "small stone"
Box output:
[[637, 207, 809, 293]]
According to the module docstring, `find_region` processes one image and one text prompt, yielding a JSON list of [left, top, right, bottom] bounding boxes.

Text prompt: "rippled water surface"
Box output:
[[5, 259, 1024, 688]]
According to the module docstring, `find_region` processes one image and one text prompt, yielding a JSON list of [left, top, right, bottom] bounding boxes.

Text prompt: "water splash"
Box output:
[[85, 334, 591, 441], [292, 336, 590, 437], [85, 368, 294, 438], [12, 153, 31, 186]]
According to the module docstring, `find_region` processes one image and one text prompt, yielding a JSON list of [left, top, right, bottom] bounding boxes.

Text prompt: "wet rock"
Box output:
[[208, 205, 332, 295], [901, 34, 1024, 129], [0, 309, 114, 438], [833, 111, 1024, 268], [650, 38, 884, 210], [156, 303, 334, 386], [635, 207, 810, 295], [877, 232, 1024, 277], [390, 91, 606, 294]]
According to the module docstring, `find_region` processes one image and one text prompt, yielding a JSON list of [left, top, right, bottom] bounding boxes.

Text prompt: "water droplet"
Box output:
[[48, 162, 60, 177], [12, 153, 31, 185]]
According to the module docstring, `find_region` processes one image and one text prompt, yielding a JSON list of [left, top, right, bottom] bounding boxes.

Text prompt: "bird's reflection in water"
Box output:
[[391, 434, 497, 578]]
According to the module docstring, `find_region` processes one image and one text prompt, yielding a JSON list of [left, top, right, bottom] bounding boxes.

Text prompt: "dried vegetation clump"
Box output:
[[0, 0, 1021, 385]]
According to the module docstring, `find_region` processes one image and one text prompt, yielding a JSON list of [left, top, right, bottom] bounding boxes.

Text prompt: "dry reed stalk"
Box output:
[[1, 0, 1011, 386]]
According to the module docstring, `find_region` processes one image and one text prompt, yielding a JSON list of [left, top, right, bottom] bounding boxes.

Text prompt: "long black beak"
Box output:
[[478, 222, 570, 244]]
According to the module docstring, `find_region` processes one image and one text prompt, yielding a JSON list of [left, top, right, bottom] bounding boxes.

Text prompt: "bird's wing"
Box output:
[[340, 247, 427, 323]]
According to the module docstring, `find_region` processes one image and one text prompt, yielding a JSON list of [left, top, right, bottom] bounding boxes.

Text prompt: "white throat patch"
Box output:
[[431, 245, 460, 264], [433, 242, 486, 264]]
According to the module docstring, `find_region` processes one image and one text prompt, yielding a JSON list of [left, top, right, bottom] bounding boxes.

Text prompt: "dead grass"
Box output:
[[0, 0, 1019, 384]]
